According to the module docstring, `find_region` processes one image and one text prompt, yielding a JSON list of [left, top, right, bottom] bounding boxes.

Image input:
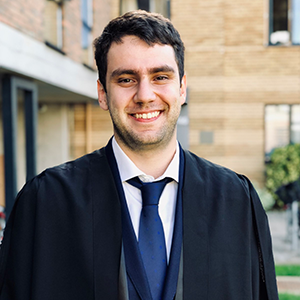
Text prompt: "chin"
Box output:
[[115, 124, 176, 150], [132, 133, 174, 150]]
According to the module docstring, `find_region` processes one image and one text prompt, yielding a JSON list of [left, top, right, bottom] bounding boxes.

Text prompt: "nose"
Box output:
[[134, 79, 156, 103]]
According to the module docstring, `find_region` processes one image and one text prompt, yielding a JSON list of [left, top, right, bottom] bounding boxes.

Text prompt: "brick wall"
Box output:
[[63, 0, 82, 61], [0, 0, 44, 40], [63, 0, 117, 64], [0, 0, 117, 65], [71, 103, 113, 159]]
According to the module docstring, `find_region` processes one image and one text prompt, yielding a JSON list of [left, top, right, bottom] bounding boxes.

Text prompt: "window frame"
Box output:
[[81, 0, 93, 50], [120, 0, 170, 18], [265, 104, 300, 161], [269, 0, 300, 46], [44, 0, 65, 53]]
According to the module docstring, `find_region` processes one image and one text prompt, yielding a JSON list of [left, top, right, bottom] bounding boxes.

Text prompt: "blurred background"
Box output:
[[0, 0, 299, 297]]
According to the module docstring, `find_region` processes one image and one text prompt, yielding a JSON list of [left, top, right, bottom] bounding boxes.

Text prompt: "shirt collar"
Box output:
[[112, 137, 179, 183]]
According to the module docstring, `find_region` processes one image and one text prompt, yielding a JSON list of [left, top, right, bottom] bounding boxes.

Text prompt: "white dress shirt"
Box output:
[[112, 137, 179, 262]]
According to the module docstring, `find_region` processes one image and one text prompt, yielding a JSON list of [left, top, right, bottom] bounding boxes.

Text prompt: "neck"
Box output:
[[116, 138, 177, 179]]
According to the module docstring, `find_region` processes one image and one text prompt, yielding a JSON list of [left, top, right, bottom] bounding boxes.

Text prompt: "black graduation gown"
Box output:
[[0, 145, 278, 299]]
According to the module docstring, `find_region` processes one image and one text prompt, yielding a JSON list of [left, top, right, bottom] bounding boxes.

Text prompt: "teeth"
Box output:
[[135, 111, 160, 119]]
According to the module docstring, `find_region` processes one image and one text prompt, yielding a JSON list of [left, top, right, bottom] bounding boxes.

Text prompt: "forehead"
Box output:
[[106, 35, 178, 73]]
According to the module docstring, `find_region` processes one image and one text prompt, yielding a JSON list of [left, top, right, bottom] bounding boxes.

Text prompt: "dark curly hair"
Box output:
[[93, 10, 185, 92]]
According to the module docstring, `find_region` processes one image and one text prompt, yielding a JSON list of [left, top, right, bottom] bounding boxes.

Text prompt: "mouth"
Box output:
[[132, 111, 160, 120]]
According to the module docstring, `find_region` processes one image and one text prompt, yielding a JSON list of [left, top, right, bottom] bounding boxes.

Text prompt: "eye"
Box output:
[[117, 77, 136, 87], [118, 78, 133, 83], [155, 75, 168, 81]]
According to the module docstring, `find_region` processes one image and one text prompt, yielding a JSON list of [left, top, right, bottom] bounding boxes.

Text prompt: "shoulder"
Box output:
[[183, 149, 251, 197], [36, 147, 107, 184], [182, 149, 267, 231], [14, 147, 109, 205], [42, 147, 106, 175]]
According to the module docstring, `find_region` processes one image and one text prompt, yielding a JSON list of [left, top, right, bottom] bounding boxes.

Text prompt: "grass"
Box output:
[[276, 265, 300, 276], [279, 294, 300, 300], [276, 265, 300, 299]]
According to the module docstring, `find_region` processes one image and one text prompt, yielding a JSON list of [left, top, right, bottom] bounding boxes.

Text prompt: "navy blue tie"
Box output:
[[127, 177, 172, 300]]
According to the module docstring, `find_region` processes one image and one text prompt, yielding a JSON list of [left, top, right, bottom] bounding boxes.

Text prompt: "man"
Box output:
[[0, 10, 278, 300]]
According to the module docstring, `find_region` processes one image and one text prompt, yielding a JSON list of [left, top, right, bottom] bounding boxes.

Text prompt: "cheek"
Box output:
[[162, 87, 183, 106], [111, 89, 136, 107], [107, 94, 127, 114]]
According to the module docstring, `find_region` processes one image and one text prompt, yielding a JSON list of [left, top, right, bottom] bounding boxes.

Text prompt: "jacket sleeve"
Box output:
[[241, 175, 279, 300], [0, 176, 39, 300]]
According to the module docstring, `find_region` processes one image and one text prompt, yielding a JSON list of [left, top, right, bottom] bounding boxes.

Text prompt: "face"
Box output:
[[97, 35, 186, 153]]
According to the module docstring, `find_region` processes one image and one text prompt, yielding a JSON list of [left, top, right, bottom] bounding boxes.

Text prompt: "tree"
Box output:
[[265, 144, 300, 208]]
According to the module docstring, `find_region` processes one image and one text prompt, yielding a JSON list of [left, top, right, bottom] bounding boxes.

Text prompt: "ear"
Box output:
[[97, 80, 109, 111], [179, 74, 187, 105]]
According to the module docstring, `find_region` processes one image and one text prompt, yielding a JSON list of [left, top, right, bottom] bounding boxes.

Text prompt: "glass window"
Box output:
[[121, 0, 170, 18], [291, 105, 300, 143], [44, 1, 63, 49], [265, 105, 290, 156], [81, 0, 93, 49], [81, 0, 93, 66], [121, 0, 138, 16], [292, 0, 300, 44], [269, 0, 300, 45], [265, 104, 300, 159]]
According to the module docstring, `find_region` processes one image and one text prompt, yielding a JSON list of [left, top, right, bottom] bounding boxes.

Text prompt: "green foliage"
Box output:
[[279, 294, 300, 300], [266, 144, 300, 207], [276, 265, 300, 276], [253, 182, 275, 211]]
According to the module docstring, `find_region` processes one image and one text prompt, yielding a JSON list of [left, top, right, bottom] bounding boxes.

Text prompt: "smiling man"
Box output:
[[0, 10, 278, 300]]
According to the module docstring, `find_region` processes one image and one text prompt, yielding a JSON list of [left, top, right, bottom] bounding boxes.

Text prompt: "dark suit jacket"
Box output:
[[0, 144, 278, 299]]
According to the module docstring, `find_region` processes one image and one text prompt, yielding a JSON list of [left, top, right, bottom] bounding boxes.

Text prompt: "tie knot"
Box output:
[[127, 177, 172, 206]]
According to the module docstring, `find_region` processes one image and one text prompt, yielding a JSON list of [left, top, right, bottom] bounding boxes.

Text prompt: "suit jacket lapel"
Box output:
[[174, 246, 183, 300], [119, 245, 129, 300], [162, 146, 184, 300]]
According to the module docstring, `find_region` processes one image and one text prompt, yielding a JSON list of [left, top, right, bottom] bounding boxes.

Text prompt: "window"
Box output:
[[81, 0, 93, 66], [44, 0, 64, 51], [269, 0, 300, 45], [265, 104, 300, 159], [291, 105, 300, 143], [120, 0, 170, 18]]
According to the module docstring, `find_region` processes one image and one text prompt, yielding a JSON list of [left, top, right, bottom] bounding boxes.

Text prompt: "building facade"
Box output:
[[0, 0, 118, 215], [1, 0, 299, 216], [173, 0, 300, 185]]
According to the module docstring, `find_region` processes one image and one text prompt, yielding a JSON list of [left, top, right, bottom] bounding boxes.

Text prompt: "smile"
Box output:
[[134, 111, 160, 119]]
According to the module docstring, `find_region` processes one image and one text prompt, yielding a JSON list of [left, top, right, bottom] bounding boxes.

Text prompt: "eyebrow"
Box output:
[[149, 65, 176, 74], [110, 65, 176, 80], [110, 69, 137, 79]]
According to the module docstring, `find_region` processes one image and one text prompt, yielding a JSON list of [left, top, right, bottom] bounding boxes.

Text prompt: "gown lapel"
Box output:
[[90, 148, 123, 300], [105, 140, 153, 300], [182, 150, 209, 299]]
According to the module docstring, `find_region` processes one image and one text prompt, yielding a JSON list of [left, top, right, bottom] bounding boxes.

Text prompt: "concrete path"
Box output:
[[276, 276, 300, 295], [267, 211, 300, 295], [267, 211, 300, 265]]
